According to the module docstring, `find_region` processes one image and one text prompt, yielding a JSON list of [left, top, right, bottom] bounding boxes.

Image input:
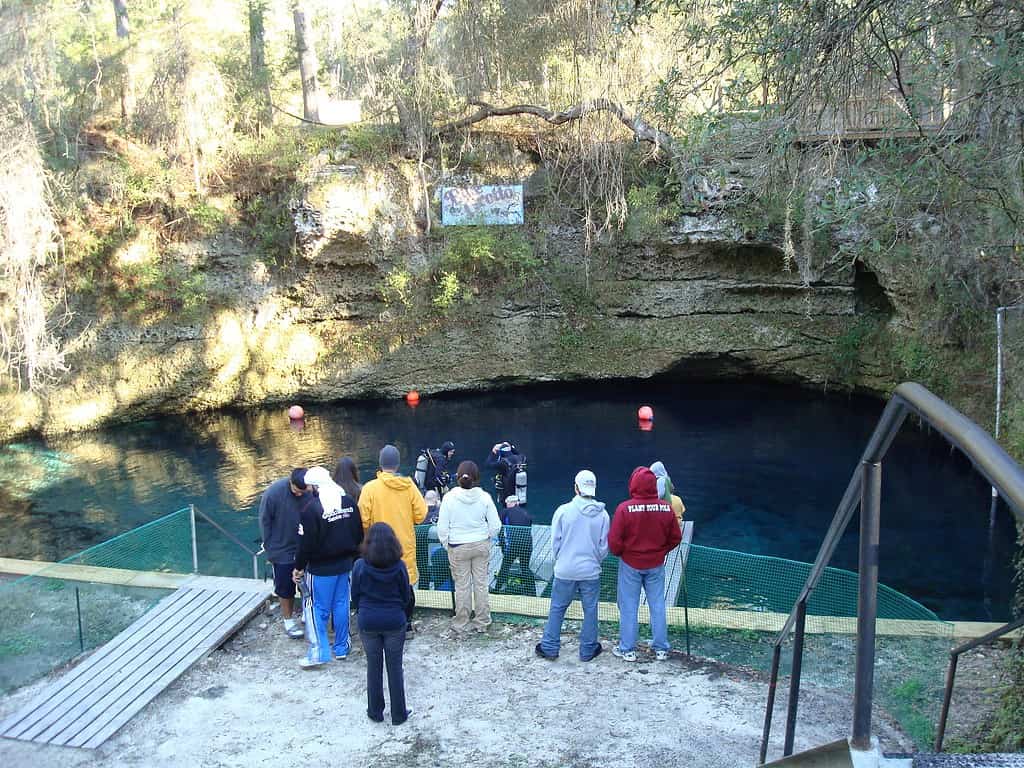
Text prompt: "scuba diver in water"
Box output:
[[485, 441, 527, 507], [414, 441, 456, 496]]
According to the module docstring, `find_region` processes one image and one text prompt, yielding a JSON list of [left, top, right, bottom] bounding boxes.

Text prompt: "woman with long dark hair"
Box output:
[[351, 523, 413, 725], [332, 456, 362, 504], [436, 460, 501, 633]]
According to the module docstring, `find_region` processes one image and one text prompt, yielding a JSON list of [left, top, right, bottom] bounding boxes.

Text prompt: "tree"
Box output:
[[292, 2, 320, 123], [248, 0, 273, 132], [111, 0, 135, 126]]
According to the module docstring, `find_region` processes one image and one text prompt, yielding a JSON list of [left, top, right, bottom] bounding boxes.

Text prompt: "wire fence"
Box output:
[[414, 523, 950, 749], [1, 511, 950, 748]]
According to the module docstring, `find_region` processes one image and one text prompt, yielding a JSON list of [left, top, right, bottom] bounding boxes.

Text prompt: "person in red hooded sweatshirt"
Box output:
[[608, 466, 682, 662]]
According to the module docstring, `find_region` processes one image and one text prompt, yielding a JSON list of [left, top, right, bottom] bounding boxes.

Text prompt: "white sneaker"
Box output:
[[299, 657, 329, 670], [284, 618, 304, 639], [655, 649, 670, 661], [612, 647, 637, 662]]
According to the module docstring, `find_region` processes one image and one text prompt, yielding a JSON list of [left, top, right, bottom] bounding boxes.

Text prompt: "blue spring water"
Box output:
[[0, 379, 1016, 621]]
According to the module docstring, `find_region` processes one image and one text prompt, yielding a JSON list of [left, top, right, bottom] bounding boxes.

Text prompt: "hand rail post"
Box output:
[[783, 599, 807, 756], [189, 504, 199, 574], [252, 554, 259, 581], [759, 643, 782, 764], [934, 652, 959, 752], [852, 460, 882, 750], [75, 586, 85, 653]]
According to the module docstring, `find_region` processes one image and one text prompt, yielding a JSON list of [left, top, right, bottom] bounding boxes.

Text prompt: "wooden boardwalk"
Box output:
[[0, 575, 270, 750]]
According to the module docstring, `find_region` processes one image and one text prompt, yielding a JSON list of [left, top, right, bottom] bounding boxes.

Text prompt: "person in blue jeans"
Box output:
[[293, 466, 364, 669], [608, 466, 682, 662], [351, 523, 413, 725], [535, 469, 609, 662]]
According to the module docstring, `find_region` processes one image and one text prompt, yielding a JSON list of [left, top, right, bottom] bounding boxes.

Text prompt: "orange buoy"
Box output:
[[288, 405, 305, 420], [406, 390, 420, 406], [638, 405, 654, 421], [638, 418, 654, 432]]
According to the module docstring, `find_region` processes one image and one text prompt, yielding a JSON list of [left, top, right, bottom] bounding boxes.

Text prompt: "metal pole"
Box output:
[[683, 575, 691, 656], [75, 587, 84, 653], [190, 504, 199, 573], [935, 653, 959, 752], [760, 643, 782, 764], [252, 554, 259, 581], [852, 460, 882, 750], [783, 599, 807, 757]]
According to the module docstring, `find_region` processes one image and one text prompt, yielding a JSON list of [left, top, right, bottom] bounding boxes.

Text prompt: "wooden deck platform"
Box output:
[[0, 574, 270, 750]]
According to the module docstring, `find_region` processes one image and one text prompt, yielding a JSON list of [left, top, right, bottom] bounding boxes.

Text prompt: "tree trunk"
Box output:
[[292, 4, 320, 123], [248, 0, 273, 131], [111, 0, 134, 126]]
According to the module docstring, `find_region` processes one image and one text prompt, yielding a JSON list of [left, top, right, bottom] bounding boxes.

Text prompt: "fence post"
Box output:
[[783, 598, 807, 757], [852, 460, 882, 751], [189, 504, 199, 574], [760, 642, 782, 764], [75, 587, 84, 653]]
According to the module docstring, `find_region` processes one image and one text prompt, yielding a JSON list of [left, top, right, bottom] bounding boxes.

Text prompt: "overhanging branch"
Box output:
[[435, 99, 676, 154]]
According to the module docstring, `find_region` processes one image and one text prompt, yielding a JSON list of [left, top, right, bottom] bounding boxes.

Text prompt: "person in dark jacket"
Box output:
[[258, 468, 309, 639], [420, 441, 456, 496], [293, 466, 364, 669], [494, 495, 536, 596], [485, 441, 526, 506], [351, 523, 413, 725], [608, 466, 682, 662]]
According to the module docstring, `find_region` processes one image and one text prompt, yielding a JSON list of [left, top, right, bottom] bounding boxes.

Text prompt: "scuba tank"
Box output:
[[515, 463, 527, 505], [414, 451, 428, 489]]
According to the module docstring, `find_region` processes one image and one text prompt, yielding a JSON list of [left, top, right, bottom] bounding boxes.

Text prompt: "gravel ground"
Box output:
[[0, 604, 928, 768]]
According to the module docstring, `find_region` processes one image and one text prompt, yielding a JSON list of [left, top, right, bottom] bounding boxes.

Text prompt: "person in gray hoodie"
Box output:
[[535, 469, 610, 662]]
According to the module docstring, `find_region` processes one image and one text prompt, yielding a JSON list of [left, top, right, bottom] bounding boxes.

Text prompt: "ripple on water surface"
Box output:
[[0, 379, 1016, 620]]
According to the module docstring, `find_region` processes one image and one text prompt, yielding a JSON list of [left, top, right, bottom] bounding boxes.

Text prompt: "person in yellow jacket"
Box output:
[[360, 444, 428, 634]]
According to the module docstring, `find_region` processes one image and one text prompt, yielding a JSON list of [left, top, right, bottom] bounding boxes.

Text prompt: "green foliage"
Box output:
[[432, 271, 462, 313], [828, 315, 881, 388], [382, 268, 414, 309], [439, 227, 539, 287], [623, 182, 681, 242], [885, 678, 935, 748]]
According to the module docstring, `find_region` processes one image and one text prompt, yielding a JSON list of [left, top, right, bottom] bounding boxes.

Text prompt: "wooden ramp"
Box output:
[[0, 575, 270, 750]]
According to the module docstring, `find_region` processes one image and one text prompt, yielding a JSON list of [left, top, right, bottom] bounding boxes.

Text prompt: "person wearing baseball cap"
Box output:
[[535, 469, 609, 662], [258, 468, 311, 639]]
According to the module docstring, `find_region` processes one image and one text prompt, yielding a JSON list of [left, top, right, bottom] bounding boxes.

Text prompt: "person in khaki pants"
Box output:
[[436, 461, 502, 633]]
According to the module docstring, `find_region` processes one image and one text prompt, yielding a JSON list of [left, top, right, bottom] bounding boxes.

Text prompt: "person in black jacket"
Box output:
[[292, 466, 364, 669], [494, 495, 536, 596], [485, 441, 526, 506], [352, 523, 413, 725]]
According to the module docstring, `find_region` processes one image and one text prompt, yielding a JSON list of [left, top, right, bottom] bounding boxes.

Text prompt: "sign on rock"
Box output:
[[441, 185, 524, 226]]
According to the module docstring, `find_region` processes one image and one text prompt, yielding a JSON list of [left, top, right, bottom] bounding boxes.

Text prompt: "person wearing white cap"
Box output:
[[535, 469, 609, 662]]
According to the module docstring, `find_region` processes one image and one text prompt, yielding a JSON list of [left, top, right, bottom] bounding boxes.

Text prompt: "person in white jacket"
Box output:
[[437, 460, 502, 633], [535, 469, 610, 662]]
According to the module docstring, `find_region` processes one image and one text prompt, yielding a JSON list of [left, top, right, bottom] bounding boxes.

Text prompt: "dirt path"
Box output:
[[0, 607, 917, 768]]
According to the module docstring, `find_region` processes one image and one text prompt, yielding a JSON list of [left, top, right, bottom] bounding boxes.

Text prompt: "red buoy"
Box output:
[[638, 418, 654, 432], [288, 404, 305, 420], [638, 405, 654, 421], [406, 390, 420, 407]]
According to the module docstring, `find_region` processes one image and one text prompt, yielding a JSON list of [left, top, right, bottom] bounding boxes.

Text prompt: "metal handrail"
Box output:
[[934, 616, 1024, 751], [188, 504, 263, 580], [758, 382, 1024, 764]]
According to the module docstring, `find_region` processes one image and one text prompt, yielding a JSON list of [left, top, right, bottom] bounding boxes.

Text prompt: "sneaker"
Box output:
[[612, 647, 637, 662], [655, 649, 670, 661], [534, 642, 558, 661], [299, 657, 329, 670], [581, 644, 603, 662], [284, 619, 304, 639]]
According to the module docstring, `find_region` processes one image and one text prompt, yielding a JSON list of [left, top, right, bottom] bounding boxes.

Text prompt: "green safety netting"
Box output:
[[0, 512, 951, 748]]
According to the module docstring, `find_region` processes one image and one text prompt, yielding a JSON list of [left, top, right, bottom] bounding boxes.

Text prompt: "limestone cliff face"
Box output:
[[0, 158, 885, 441]]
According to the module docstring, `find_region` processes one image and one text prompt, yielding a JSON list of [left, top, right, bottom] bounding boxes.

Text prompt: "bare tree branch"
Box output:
[[434, 99, 676, 153]]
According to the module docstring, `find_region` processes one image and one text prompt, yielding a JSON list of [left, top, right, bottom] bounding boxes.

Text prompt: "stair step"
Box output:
[[910, 755, 1024, 767]]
